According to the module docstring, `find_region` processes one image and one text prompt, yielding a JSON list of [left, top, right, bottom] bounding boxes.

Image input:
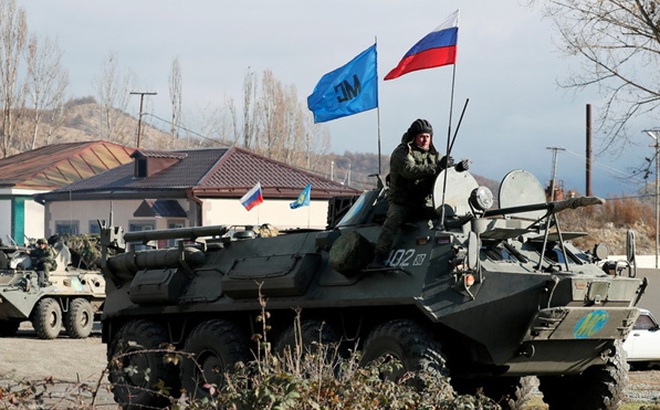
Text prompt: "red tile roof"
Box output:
[[0, 141, 135, 190], [196, 148, 360, 198], [38, 146, 361, 201]]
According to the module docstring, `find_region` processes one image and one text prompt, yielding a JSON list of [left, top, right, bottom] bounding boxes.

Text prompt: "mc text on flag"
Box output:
[[307, 44, 378, 123]]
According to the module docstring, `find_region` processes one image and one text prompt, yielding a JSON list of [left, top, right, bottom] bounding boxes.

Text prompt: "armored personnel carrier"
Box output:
[[0, 239, 105, 339], [101, 168, 646, 410]]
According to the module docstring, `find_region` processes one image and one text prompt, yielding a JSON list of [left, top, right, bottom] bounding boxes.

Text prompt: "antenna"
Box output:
[[546, 146, 565, 201]]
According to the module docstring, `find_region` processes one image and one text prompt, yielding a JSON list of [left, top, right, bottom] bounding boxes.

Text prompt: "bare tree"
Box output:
[[198, 68, 329, 170], [93, 51, 133, 145], [24, 34, 69, 149], [169, 56, 182, 140], [0, 0, 27, 157], [533, 0, 660, 152], [249, 69, 329, 169], [242, 68, 258, 149]]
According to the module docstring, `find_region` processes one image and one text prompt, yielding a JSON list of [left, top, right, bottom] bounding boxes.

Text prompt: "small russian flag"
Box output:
[[240, 182, 264, 211]]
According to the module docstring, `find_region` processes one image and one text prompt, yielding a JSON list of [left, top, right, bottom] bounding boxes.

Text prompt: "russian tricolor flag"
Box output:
[[384, 10, 458, 80], [240, 182, 264, 211]]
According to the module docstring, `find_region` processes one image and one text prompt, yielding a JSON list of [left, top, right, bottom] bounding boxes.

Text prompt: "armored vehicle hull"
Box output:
[[0, 243, 105, 339], [101, 169, 646, 409]]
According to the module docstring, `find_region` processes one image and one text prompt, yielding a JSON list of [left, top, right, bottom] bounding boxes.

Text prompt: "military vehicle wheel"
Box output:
[[180, 319, 250, 401], [64, 298, 94, 338], [452, 376, 534, 410], [274, 319, 341, 357], [360, 319, 450, 385], [107, 319, 179, 409], [30, 297, 62, 339], [538, 341, 628, 410], [0, 320, 20, 337]]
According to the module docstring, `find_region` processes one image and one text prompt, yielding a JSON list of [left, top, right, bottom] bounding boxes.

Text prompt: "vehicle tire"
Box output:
[[179, 319, 250, 401], [64, 298, 94, 338], [538, 341, 628, 410], [274, 319, 341, 357], [452, 376, 535, 410], [30, 297, 62, 339], [0, 320, 20, 337], [360, 319, 450, 389], [107, 319, 179, 410]]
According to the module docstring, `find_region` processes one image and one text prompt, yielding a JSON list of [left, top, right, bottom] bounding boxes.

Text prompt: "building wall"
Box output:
[[24, 199, 45, 242], [0, 199, 11, 243], [46, 199, 159, 235], [0, 190, 47, 245], [637, 268, 660, 317], [202, 198, 329, 230], [43, 196, 331, 237]]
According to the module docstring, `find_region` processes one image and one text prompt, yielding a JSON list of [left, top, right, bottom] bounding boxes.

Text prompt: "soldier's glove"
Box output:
[[455, 159, 470, 173], [439, 155, 455, 170]]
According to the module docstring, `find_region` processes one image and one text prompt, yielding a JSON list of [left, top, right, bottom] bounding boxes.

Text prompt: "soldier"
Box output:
[[370, 118, 469, 268], [31, 238, 57, 287]]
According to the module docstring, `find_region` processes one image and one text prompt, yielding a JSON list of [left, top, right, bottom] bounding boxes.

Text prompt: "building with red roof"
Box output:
[[0, 141, 134, 244], [36, 147, 362, 239]]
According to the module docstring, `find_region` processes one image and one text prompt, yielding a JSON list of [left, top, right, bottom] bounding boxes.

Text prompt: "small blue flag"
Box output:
[[290, 184, 311, 209], [307, 44, 378, 123]]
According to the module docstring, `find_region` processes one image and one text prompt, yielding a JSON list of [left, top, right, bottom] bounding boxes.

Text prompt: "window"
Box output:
[[128, 221, 155, 251], [634, 314, 658, 331], [135, 158, 147, 178], [129, 221, 155, 232], [167, 221, 185, 246], [88, 221, 101, 234], [55, 221, 79, 235]]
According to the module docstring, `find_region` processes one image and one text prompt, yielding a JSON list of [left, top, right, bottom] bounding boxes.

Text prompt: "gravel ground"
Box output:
[[1, 323, 659, 408]]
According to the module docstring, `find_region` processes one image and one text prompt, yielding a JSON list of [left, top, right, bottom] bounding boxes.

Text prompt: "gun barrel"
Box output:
[[123, 225, 228, 243], [483, 196, 604, 218]]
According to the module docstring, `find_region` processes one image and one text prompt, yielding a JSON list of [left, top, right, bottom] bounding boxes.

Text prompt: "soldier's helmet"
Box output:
[[37, 238, 47, 245]]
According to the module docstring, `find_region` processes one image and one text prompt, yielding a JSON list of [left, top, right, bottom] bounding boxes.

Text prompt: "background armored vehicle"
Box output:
[[0, 239, 105, 339], [101, 168, 646, 410]]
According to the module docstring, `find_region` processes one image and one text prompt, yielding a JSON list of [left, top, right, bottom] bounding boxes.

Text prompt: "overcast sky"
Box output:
[[17, 0, 658, 198]]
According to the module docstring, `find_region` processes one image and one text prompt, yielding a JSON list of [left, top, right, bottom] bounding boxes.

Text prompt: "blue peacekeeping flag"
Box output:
[[307, 44, 378, 123], [290, 184, 312, 209]]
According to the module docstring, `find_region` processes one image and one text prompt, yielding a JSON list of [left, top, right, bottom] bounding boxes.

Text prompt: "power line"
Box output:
[[143, 112, 230, 146], [563, 148, 649, 185]]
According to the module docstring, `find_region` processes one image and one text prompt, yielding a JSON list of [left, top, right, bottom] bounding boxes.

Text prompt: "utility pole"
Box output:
[[644, 130, 660, 269], [586, 104, 593, 196], [546, 146, 565, 201], [130, 91, 157, 148]]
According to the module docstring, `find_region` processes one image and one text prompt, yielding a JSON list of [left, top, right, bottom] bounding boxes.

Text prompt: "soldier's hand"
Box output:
[[439, 155, 455, 170], [455, 159, 470, 172]]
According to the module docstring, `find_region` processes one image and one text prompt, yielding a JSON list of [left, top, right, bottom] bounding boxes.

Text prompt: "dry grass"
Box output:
[[561, 197, 655, 255]]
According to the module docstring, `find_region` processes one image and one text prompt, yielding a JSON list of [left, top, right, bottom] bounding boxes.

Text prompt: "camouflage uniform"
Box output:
[[32, 240, 57, 286], [374, 121, 445, 259]]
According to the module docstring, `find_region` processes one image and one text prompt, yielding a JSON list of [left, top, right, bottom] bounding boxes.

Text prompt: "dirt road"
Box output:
[[1, 323, 659, 409], [0, 323, 117, 408]]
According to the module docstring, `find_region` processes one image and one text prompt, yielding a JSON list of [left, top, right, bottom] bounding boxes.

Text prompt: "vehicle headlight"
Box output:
[[470, 186, 494, 211]]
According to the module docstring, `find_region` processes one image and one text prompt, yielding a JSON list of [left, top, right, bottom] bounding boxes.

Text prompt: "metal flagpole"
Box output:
[[375, 36, 382, 177], [439, 64, 458, 228]]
